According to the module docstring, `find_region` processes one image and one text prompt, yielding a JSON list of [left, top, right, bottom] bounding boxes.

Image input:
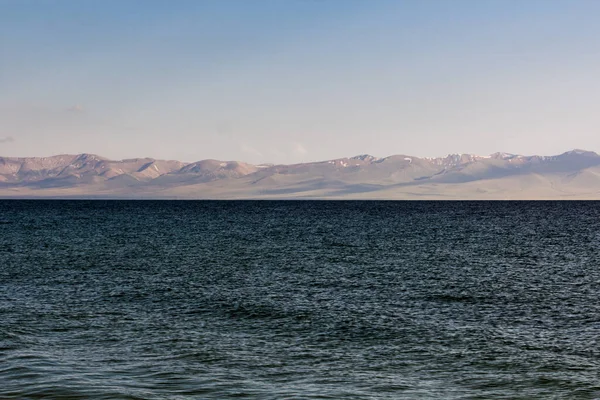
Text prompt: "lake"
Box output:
[[1, 201, 599, 399]]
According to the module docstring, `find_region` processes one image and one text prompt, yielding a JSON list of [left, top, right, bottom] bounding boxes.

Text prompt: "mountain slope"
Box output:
[[2, 150, 600, 199]]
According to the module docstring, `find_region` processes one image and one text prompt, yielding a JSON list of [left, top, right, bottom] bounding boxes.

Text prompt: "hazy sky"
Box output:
[[1, 0, 600, 163]]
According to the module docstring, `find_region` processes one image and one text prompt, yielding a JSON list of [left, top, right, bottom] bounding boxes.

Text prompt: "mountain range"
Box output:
[[2, 150, 600, 199]]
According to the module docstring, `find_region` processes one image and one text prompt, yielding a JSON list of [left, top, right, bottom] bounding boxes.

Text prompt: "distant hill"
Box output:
[[2, 150, 600, 199]]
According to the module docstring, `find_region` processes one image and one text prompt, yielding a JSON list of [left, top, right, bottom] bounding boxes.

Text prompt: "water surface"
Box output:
[[1, 201, 600, 399]]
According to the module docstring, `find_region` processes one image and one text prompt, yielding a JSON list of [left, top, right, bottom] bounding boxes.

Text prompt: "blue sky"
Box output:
[[1, 0, 600, 162]]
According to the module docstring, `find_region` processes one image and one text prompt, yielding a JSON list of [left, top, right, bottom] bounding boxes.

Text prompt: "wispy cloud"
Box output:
[[0, 136, 14, 144], [67, 105, 85, 113], [293, 142, 307, 155], [240, 144, 263, 158], [269, 147, 285, 160]]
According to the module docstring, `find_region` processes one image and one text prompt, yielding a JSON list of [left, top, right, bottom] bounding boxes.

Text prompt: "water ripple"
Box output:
[[1, 200, 600, 398]]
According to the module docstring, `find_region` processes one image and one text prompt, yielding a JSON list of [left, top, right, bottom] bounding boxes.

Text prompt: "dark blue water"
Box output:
[[1, 201, 600, 399]]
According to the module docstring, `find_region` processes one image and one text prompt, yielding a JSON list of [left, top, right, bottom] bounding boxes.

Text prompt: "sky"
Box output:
[[1, 0, 600, 163]]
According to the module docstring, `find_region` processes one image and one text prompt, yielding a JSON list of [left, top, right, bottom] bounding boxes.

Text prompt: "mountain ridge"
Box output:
[[2, 150, 600, 199]]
